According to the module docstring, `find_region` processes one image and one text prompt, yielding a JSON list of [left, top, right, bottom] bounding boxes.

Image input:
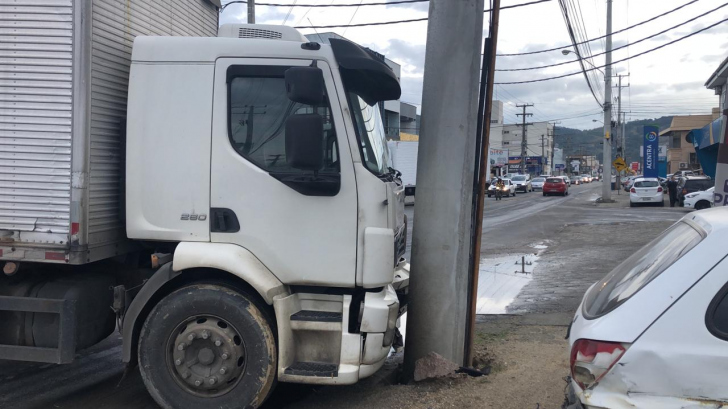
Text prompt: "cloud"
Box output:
[[385, 0, 429, 13]]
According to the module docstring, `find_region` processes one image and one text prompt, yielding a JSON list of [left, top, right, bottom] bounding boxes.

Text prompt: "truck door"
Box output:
[[210, 58, 357, 287]]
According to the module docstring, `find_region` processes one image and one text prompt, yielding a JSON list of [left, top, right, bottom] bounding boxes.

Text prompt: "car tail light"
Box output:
[[657, 187, 663, 192], [570, 339, 626, 390], [630, 188, 636, 193]]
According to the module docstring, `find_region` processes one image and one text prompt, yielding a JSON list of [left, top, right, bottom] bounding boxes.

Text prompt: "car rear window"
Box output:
[[533, 178, 545, 182], [546, 178, 562, 183], [512, 176, 526, 181], [634, 180, 658, 187], [583, 221, 704, 319]]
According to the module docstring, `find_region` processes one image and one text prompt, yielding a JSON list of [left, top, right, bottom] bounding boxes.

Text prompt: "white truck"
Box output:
[[0, 2, 409, 408]]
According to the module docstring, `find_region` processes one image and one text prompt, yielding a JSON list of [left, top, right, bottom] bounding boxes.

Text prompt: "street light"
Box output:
[[592, 119, 603, 124], [562, 49, 604, 75]]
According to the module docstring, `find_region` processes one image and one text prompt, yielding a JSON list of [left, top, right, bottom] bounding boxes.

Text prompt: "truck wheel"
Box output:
[[138, 284, 276, 409]]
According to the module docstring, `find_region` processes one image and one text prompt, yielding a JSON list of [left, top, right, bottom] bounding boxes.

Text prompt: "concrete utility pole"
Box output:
[[516, 104, 534, 174], [601, 0, 613, 200], [622, 112, 627, 162], [248, 0, 255, 23], [541, 135, 545, 174], [551, 122, 560, 175], [404, 0, 485, 377]]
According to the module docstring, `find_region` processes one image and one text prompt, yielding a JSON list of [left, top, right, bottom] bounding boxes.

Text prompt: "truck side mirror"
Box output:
[[285, 66, 324, 105], [285, 113, 324, 170]]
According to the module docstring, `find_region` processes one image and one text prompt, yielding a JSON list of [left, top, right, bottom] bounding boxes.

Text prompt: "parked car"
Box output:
[[623, 175, 643, 192], [677, 176, 714, 207], [565, 208, 728, 409], [571, 176, 582, 185], [531, 177, 546, 190], [683, 187, 715, 210], [629, 177, 664, 207], [487, 178, 516, 197], [675, 170, 695, 178], [542, 177, 569, 196], [511, 174, 533, 193]]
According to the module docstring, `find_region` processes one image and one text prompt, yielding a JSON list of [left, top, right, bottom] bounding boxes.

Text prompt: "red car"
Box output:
[[543, 177, 569, 196]]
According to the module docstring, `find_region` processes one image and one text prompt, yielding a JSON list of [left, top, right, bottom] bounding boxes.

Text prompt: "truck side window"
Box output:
[[228, 74, 339, 174], [707, 280, 728, 341]]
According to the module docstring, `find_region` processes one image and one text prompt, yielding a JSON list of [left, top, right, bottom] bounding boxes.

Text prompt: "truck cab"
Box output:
[[122, 25, 409, 408]]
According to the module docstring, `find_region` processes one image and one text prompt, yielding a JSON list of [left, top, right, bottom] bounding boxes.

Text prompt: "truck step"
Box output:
[[284, 362, 338, 377], [290, 310, 342, 322]]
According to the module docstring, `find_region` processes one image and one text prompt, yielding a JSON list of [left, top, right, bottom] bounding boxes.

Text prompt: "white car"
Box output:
[[510, 174, 533, 193], [683, 187, 714, 210], [563, 176, 572, 186], [531, 177, 546, 190], [629, 177, 664, 207], [565, 208, 728, 409], [487, 178, 516, 197]]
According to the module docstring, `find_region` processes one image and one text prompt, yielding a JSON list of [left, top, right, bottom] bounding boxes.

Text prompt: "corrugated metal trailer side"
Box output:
[[0, 0, 219, 264]]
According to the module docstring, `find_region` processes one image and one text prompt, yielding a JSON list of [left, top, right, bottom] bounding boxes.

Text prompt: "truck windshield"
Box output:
[[347, 92, 389, 175]]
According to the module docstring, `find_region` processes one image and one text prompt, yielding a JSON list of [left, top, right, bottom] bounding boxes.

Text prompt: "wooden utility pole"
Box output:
[[465, 0, 501, 367], [516, 104, 533, 174]]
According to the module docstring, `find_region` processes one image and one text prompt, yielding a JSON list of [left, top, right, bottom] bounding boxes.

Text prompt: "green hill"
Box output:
[[555, 116, 673, 165]]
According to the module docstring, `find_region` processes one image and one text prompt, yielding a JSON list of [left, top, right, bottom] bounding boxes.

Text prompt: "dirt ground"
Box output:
[[285, 315, 571, 409]]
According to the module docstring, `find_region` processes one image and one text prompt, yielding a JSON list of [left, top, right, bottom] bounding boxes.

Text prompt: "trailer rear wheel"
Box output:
[[138, 284, 276, 409]]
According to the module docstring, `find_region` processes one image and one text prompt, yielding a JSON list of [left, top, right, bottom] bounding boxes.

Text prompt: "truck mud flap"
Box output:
[[0, 296, 76, 364]]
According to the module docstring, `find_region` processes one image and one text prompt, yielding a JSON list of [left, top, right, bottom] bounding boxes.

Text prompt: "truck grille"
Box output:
[[394, 223, 406, 266]]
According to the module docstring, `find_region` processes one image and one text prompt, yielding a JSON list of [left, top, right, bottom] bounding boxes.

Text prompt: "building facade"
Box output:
[[659, 114, 718, 174], [501, 121, 554, 174]]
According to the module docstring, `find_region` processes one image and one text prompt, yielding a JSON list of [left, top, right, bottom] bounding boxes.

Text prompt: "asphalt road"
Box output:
[[0, 181, 689, 409]]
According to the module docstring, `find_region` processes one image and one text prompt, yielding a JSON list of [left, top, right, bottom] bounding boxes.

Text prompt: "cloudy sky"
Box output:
[[220, 0, 727, 129]]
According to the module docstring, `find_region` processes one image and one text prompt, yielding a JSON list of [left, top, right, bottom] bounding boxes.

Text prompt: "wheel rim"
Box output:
[[166, 315, 247, 398]]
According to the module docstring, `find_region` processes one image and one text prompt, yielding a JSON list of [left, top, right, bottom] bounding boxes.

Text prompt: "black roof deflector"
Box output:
[[329, 38, 401, 105]]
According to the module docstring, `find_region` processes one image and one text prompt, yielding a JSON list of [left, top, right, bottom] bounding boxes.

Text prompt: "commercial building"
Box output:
[[659, 113, 718, 174], [566, 155, 600, 175], [501, 121, 554, 174], [687, 57, 728, 178]]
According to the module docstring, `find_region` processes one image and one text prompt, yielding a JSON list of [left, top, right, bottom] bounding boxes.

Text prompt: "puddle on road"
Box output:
[[476, 242, 546, 314]]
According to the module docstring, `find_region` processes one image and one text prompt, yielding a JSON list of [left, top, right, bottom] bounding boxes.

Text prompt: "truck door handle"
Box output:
[[210, 208, 240, 233]]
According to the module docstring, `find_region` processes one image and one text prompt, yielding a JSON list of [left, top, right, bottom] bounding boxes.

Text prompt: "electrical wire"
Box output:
[[558, 0, 603, 108], [496, 2, 728, 72], [222, 0, 426, 10], [496, 0, 700, 56], [294, 0, 552, 28], [342, 0, 364, 35], [495, 17, 728, 84]]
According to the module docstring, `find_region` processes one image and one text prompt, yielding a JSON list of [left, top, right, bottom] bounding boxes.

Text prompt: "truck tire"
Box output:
[[138, 284, 276, 409]]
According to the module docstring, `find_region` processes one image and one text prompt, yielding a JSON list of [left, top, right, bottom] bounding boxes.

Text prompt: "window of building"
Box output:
[[228, 73, 339, 176], [490, 119, 499, 124], [503, 141, 510, 145], [689, 152, 697, 164], [503, 130, 510, 134], [672, 135, 681, 148]]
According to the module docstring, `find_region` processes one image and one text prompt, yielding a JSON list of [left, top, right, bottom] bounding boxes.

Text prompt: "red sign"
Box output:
[[631, 162, 640, 172]]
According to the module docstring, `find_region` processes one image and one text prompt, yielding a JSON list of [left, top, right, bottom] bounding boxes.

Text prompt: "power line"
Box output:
[[496, 0, 700, 56], [222, 0, 426, 10], [558, 0, 603, 108], [294, 0, 552, 28], [495, 17, 728, 84], [496, 3, 728, 72]]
